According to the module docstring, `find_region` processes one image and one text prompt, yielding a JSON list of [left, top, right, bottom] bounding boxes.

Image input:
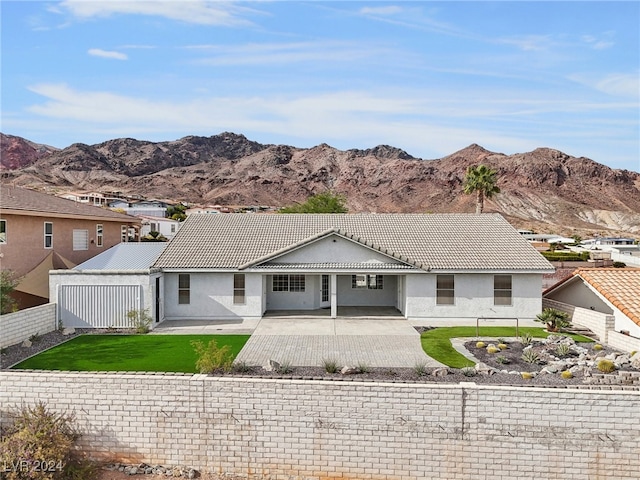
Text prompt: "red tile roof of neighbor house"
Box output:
[[575, 268, 640, 327], [0, 184, 138, 222]]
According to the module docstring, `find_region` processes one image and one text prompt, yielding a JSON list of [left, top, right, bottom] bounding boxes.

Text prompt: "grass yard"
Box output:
[[421, 326, 593, 368], [12, 334, 250, 373]]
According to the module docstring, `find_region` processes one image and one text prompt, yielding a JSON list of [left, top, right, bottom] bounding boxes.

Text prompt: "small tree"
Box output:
[[535, 308, 570, 333], [280, 191, 348, 213], [462, 164, 500, 214], [1, 270, 18, 314], [126, 309, 152, 334]]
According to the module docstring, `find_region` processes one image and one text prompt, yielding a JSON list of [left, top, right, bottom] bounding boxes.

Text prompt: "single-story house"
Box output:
[[544, 268, 640, 339], [50, 243, 166, 329], [49, 213, 555, 328], [139, 215, 182, 240]]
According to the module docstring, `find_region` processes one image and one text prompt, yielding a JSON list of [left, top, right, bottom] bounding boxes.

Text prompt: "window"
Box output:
[[436, 275, 455, 305], [494, 275, 512, 306], [233, 274, 245, 304], [178, 274, 190, 304], [44, 222, 53, 249], [321, 275, 329, 302], [121, 225, 128, 242], [351, 275, 383, 289], [72, 229, 89, 251], [0, 219, 6, 244], [96, 224, 103, 247], [170, 224, 176, 233], [272, 274, 306, 292]]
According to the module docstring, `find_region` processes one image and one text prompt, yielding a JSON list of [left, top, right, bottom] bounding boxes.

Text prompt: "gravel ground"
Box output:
[[1, 329, 618, 387]]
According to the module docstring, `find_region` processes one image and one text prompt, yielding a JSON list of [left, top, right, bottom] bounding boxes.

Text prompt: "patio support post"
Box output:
[[330, 273, 337, 318]]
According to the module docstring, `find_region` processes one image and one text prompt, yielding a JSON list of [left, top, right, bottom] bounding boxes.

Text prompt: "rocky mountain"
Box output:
[[2, 132, 639, 237], [0, 133, 59, 170]]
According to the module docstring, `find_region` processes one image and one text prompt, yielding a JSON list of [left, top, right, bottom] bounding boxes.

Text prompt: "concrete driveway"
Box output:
[[234, 316, 442, 368]]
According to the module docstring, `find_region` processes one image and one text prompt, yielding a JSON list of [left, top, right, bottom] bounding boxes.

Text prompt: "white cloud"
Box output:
[[569, 72, 640, 99], [88, 48, 128, 60], [359, 6, 403, 16], [56, 0, 260, 26]]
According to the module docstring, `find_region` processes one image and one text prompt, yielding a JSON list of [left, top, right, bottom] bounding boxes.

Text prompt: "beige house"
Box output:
[[0, 185, 140, 309]]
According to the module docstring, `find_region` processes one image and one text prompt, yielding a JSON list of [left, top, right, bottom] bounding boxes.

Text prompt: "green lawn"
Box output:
[[12, 334, 250, 373], [421, 326, 593, 368]]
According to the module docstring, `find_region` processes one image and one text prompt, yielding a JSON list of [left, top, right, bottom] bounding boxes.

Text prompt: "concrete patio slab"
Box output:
[[151, 319, 259, 335]]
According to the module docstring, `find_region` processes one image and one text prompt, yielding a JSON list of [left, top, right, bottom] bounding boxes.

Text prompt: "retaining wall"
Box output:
[[543, 298, 615, 342], [1, 371, 639, 480], [607, 330, 640, 353], [0, 303, 57, 349]]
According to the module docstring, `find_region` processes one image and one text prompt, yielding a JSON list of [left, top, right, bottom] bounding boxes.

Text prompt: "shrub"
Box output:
[[535, 308, 570, 332], [497, 338, 506, 344], [322, 358, 339, 374], [555, 343, 572, 357], [276, 360, 294, 374], [486, 346, 499, 354], [127, 309, 152, 334], [561, 370, 573, 379], [413, 362, 428, 376], [232, 361, 253, 374], [191, 339, 233, 373], [519, 333, 533, 346], [0, 402, 80, 480], [612, 261, 626, 268], [521, 349, 541, 364], [521, 372, 533, 380], [498, 343, 508, 350], [475, 341, 486, 348], [357, 362, 371, 374], [496, 355, 510, 365], [596, 359, 616, 373], [460, 366, 477, 377], [28, 333, 41, 343], [593, 344, 603, 351]]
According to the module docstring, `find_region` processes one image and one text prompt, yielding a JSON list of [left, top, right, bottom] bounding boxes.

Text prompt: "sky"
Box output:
[[2, 1, 639, 172]]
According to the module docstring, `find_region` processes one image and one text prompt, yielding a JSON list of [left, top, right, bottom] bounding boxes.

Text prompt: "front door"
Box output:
[[155, 277, 161, 323], [320, 275, 330, 308]]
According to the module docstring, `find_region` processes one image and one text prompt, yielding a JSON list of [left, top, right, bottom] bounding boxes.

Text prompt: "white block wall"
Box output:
[[607, 330, 640, 353], [544, 298, 615, 342], [0, 303, 56, 348], [1, 372, 639, 479]]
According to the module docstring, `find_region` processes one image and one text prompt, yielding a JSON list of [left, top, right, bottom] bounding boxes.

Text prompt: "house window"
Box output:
[[44, 222, 53, 249], [321, 275, 329, 302], [351, 275, 383, 289], [178, 274, 190, 304], [72, 229, 89, 251], [170, 224, 176, 233], [272, 274, 306, 292], [233, 274, 245, 304], [0, 219, 6, 244], [494, 275, 512, 306], [96, 224, 103, 247], [436, 275, 455, 305], [121, 225, 128, 242]]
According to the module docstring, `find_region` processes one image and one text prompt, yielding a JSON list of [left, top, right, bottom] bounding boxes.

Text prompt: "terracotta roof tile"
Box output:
[[575, 268, 640, 327]]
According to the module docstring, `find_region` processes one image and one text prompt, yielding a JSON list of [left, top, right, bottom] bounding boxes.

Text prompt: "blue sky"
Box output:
[[2, 1, 639, 171]]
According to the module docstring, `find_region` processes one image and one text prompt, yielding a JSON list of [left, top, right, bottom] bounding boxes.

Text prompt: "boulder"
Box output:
[[62, 327, 76, 336], [341, 366, 359, 375], [630, 351, 640, 369], [21, 339, 32, 348], [431, 367, 449, 377], [262, 359, 281, 372], [474, 362, 495, 375]]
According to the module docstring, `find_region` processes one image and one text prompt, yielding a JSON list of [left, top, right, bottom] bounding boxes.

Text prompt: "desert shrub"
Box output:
[[486, 346, 499, 354], [593, 344, 603, 351], [460, 366, 477, 377], [0, 402, 80, 480], [612, 261, 626, 268], [276, 360, 294, 374], [413, 362, 428, 376], [498, 343, 508, 350], [191, 339, 233, 373], [496, 355, 510, 365], [28, 333, 41, 343], [535, 308, 570, 332], [322, 358, 339, 374], [521, 372, 533, 380], [521, 349, 541, 364], [561, 370, 573, 379], [126, 309, 152, 334], [596, 359, 616, 373], [357, 362, 371, 374], [555, 343, 572, 357], [475, 341, 486, 348], [232, 361, 253, 374], [519, 333, 533, 346]]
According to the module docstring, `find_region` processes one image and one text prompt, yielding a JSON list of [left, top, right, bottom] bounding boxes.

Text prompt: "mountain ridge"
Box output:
[[1, 132, 639, 237]]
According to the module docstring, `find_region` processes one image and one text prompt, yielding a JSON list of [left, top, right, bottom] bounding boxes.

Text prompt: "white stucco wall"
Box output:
[[271, 235, 403, 264], [405, 273, 543, 322], [266, 275, 319, 310], [163, 272, 263, 320], [336, 274, 397, 306], [546, 279, 613, 314]]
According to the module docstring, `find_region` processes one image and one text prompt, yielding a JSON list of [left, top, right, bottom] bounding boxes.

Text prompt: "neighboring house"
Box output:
[[185, 205, 223, 215], [521, 233, 574, 244], [109, 200, 167, 218], [0, 185, 140, 309], [50, 243, 166, 328], [544, 268, 640, 340], [139, 215, 181, 240], [581, 237, 636, 249], [150, 213, 553, 325], [58, 191, 122, 207]]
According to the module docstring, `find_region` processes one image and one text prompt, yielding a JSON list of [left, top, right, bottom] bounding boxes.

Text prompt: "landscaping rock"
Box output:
[[341, 365, 359, 375], [474, 362, 495, 375], [21, 339, 31, 348], [631, 352, 640, 369], [262, 359, 280, 372], [62, 327, 76, 336], [431, 367, 449, 377]]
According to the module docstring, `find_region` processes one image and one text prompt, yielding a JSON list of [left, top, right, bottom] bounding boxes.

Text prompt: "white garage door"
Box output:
[[58, 285, 143, 328]]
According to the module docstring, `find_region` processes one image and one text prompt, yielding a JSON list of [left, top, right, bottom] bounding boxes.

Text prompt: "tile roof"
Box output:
[[252, 263, 418, 270], [74, 243, 167, 271], [154, 213, 554, 272], [0, 185, 139, 222], [575, 268, 640, 327]]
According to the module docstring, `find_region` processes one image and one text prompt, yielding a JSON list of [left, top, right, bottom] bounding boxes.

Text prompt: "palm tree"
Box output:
[[462, 164, 501, 214]]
